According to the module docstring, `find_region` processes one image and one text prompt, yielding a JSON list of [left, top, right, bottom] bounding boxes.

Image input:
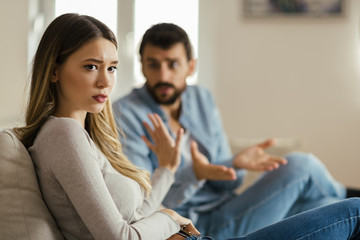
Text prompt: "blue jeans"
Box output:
[[230, 198, 360, 240], [195, 152, 347, 239]]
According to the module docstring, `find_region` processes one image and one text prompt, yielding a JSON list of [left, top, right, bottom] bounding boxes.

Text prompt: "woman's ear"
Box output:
[[51, 65, 59, 83]]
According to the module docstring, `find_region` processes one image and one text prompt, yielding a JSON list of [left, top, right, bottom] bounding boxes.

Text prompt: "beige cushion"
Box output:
[[0, 129, 64, 239]]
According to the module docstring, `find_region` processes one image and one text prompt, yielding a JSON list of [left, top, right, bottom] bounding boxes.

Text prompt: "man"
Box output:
[[113, 23, 358, 239]]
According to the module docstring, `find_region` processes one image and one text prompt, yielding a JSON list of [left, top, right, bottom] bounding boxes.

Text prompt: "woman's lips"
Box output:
[[92, 94, 107, 103]]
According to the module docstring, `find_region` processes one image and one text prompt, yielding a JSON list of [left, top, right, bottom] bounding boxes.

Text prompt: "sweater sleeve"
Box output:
[[32, 118, 179, 240], [138, 167, 175, 216]]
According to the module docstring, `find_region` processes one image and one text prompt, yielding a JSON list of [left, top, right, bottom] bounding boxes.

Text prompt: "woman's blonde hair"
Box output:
[[15, 13, 151, 194]]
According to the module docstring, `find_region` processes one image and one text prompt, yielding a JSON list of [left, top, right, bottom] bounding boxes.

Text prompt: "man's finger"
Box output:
[[147, 113, 159, 128], [154, 113, 167, 129], [272, 156, 287, 165], [175, 128, 184, 149], [142, 121, 157, 141], [141, 135, 154, 151], [190, 141, 199, 158], [257, 138, 276, 149], [207, 165, 237, 180], [262, 156, 287, 171]]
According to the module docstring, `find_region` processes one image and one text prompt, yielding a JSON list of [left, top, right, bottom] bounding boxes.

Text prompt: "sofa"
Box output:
[[0, 128, 64, 239]]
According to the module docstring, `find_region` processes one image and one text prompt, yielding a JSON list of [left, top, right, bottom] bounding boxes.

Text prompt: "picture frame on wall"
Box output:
[[243, 0, 345, 18]]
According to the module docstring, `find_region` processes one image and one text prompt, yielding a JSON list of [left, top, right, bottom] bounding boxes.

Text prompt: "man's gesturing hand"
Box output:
[[233, 139, 287, 171], [142, 113, 184, 173], [191, 141, 236, 181]]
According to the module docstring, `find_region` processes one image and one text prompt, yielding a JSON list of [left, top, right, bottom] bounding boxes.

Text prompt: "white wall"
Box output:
[[114, 0, 135, 100], [0, 0, 29, 128], [2, 0, 360, 187], [198, 0, 360, 187]]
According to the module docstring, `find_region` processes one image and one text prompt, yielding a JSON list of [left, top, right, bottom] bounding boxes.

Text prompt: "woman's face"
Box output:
[[52, 38, 118, 124]]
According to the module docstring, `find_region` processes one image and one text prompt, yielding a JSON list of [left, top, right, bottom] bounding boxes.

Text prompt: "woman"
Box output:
[[15, 13, 360, 240], [15, 13, 188, 239]]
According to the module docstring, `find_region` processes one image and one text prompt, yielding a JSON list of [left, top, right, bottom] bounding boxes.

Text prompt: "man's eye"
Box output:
[[108, 66, 117, 72], [148, 63, 159, 69], [85, 65, 97, 71], [170, 61, 179, 69]]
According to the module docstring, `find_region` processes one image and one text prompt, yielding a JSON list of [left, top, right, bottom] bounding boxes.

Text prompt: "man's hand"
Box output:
[[191, 141, 237, 181], [142, 113, 184, 173], [233, 139, 287, 171]]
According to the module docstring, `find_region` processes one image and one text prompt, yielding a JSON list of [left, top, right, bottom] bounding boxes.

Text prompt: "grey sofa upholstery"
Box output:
[[0, 129, 64, 239]]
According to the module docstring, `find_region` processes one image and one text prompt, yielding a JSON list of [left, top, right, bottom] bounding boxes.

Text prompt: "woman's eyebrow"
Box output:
[[82, 58, 119, 64]]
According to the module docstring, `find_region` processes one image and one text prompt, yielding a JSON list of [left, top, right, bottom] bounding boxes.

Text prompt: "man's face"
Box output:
[[141, 43, 195, 105]]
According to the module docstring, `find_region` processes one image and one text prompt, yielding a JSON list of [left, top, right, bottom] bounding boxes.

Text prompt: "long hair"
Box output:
[[15, 13, 151, 194]]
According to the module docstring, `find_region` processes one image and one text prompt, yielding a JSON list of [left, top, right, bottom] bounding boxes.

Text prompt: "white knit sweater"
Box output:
[[29, 116, 179, 240]]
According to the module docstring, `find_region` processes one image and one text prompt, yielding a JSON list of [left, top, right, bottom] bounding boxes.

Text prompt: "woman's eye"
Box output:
[[108, 66, 117, 72], [84, 65, 97, 71]]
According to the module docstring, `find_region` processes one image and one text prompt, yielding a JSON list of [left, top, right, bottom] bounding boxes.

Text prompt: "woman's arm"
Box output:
[[33, 118, 179, 240]]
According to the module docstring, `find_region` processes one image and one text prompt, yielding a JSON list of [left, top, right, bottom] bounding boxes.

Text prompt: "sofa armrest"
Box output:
[[0, 129, 64, 239]]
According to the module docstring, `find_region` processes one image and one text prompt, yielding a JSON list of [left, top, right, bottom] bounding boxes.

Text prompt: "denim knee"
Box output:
[[283, 152, 325, 175], [342, 198, 360, 212]]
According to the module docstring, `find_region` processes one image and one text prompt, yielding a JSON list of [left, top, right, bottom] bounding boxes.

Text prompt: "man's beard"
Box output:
[[146, 82, 186, 105]]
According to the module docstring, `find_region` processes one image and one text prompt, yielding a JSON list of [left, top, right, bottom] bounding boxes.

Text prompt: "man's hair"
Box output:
[[139, 23, 193, 61]]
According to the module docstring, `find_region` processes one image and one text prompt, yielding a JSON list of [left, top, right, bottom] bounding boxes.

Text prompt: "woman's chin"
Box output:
[[88, 106, 105, 114]]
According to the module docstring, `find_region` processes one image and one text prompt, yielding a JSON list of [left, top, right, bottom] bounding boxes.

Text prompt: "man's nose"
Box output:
[[158, 64, 171, 81]]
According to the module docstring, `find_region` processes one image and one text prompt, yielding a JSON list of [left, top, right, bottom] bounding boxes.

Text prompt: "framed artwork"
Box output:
[[243, 0, 345, 18]]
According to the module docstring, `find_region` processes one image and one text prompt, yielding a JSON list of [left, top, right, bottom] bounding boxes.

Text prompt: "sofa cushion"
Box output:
[[0, 129, 64, 239]]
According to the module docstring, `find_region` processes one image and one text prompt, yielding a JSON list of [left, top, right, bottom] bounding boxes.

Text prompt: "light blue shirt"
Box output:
[[113, 84, 246, 222]]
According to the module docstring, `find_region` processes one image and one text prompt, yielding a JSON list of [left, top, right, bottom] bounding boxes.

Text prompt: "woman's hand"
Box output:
[[160, 209, 200, 235], [142, 113, 183, 174], [233, 139, 287, 171]]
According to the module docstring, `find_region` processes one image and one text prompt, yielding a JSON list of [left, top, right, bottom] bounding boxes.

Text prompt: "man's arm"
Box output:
[[113, 102, 206, 209], [199, 93, 286, 191], [192, 87, 247, 191], [200, 90, 286, 190]]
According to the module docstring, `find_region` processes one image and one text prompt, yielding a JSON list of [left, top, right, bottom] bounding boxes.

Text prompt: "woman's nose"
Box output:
[[97, 72, 113, 88]]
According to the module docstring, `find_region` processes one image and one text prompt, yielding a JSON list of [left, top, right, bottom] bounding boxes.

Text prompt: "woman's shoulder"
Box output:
[[35, 116, 90, 145], [45, 116, 82, 129]]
